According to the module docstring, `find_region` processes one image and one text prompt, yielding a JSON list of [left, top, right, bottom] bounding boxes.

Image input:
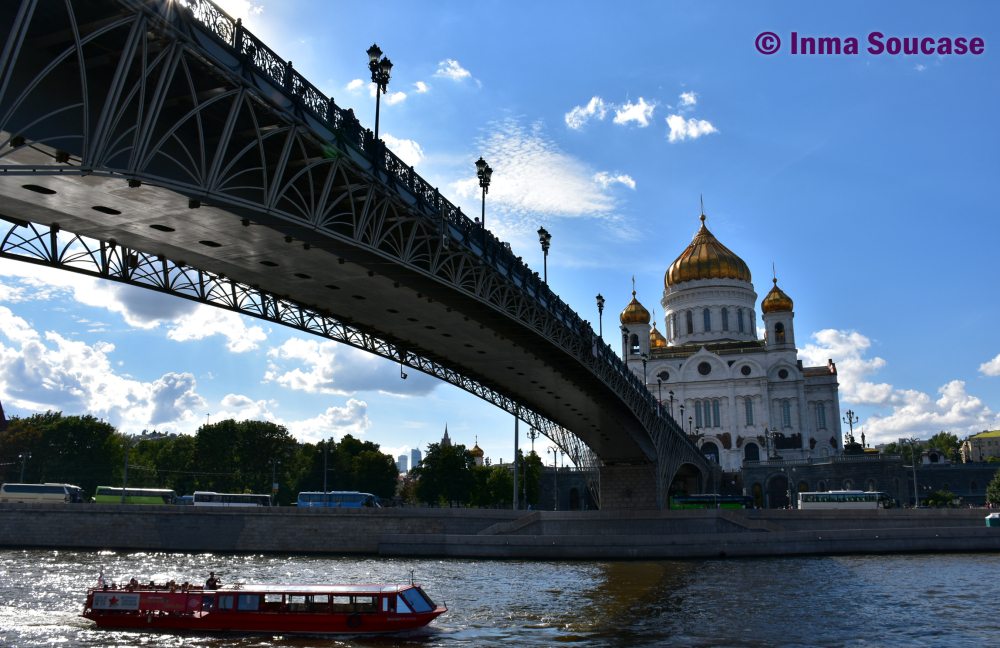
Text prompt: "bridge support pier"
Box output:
[[599, 464, 659, 510]]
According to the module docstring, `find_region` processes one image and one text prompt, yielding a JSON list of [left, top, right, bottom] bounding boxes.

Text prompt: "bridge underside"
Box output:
[[0, 0, 712, 507]]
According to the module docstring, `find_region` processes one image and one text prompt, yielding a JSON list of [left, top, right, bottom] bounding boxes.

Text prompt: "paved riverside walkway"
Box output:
[[1, 504, 998, 559]]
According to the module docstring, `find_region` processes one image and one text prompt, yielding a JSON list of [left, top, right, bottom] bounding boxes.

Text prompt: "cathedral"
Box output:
[[619, 212, 842, 473]]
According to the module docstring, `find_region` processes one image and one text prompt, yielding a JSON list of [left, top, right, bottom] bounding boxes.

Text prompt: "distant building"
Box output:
[[410, 448, 422, 471], [396, 455, 408, 473], [961, 431, 1000, 463], [470, 437, 484, 467], [441, 424, 452, 448]]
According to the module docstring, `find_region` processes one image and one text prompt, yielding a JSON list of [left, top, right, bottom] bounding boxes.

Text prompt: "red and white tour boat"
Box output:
[[82, 579, 446, 635]]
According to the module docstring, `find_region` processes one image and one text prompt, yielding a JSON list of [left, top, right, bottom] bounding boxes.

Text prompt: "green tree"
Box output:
[[926, 489, 957, 507], [986, 469, 1000, 506], [0, 412, 119, 496], [882, 439, 925, 464], [412, 442, 474, 506], [522, 451, 544, 507], [927, 431, 961, 462]]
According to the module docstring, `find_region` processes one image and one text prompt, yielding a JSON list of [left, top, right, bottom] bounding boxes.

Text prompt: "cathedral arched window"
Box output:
[[744, 443, 760, 462], [685, 311, 693, 335], [712, 400, 721, 427], [722, 308, 729, 331], [629, 334, 640, 355], [737, 309, 745, 333], [695, 401, 703, 428], [702, 308, 711, 332], [745, 398, 754, 426], [775, 322, 786, 344], [781, 400, 792, 428], [816, 402, 827, 430]]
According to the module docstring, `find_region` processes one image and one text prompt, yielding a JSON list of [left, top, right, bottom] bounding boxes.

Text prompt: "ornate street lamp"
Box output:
[[842, 409, 859, 446], [537, 227, 551, 284], [475, 156, 493, 229], [596, 293, 605, 337], [669, 390, 675, 419], [641, 352, 648, 386], [366, 43, 393, 142], [657, 378, 663, 414]]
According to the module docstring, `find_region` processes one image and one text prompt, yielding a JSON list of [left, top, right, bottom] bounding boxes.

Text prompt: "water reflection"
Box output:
[[2, 550, 1000, 647]]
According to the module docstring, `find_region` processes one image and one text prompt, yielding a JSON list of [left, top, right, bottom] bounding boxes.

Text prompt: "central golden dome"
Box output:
[[665, 214, 752, 287]]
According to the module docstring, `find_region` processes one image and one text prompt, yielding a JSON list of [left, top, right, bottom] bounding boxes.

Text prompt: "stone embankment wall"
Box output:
[[2, 504, 998, 559]]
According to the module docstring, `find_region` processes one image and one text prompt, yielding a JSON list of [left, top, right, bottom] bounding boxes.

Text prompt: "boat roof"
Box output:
[[224, 584, 416, 595]]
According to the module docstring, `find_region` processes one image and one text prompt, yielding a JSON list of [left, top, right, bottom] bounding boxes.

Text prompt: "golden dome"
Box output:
[[665, 214, 752, 287], [761, 278, 793, 313], [650, 323, 667, 349], [620, 290, 651, 326], [469, 444, 484, 458]]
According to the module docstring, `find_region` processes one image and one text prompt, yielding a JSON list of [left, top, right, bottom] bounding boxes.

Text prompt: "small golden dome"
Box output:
[[620, 290, 651, 325], [761, 278, 794, 313], [469, 444, 484, 458], [650, 323, 667, 349], [665, 214, 752, 287]]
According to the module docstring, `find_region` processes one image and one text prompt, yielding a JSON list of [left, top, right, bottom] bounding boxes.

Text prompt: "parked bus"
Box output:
[[297, 491, 381, 508], [93, 486, 177, 505], [193, 491, 272, 507], [797, 490, 893, 510], [669, 494, 753, 510], [0, 483, 85, 504]]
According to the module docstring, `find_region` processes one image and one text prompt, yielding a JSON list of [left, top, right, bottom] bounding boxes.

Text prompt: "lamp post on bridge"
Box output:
[[656, 378, 663, 415], [537, 227, 551, 284], [640, 352, 648, 387], [366, 43, 393, 142], [596, 294, 605, 338], [475, 156, 493, 229], [547, 446, 559, 510], [669, 390, 675, 419]]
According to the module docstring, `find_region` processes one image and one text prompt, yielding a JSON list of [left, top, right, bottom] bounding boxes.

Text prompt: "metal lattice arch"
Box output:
[[0, 0, 711, 508]]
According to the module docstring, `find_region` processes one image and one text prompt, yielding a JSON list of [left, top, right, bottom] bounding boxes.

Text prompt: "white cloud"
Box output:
[[565, 96, 608, 130], [679, 91, 698, 107], [800, 328, 999, 443], [980, 353, 1000, 376], [665, 114, 718, 142], [593, 172, 636, 190], [382, 134, 425, 168], [448, 119, 622, 229], [286, 399, 372, 444], [385, 91, 407, 105], [264, 338, 437, 397], [435, 59, 472, 81], [345, 78, 364, 92], [414, 81, 429, 93], [166, 306, 267, 353], [915, 64, 927, 72], [213, 0, 264, 21], [613, 97, 655, 127], [0, 305, 207, 433]]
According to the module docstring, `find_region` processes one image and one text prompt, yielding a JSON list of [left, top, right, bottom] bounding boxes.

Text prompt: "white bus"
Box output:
[[193, 491, 272, 507], [797, 490, 893, 510], [0, 483, 86, 504]]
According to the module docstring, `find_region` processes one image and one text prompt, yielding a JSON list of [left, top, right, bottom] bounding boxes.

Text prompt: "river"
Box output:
[[1, 550, 998, 647]]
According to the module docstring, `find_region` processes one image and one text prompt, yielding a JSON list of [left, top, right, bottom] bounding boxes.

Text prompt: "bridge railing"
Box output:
[[174, 0, 702, 464]]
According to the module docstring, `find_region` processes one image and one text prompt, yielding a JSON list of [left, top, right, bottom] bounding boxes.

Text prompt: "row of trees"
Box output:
[[0, 411, 546, 507], [0, 412, 397, 505]]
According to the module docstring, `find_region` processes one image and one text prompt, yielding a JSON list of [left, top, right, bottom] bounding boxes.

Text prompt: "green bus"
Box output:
[[669, 494, 753, 510], [93, 486, 177, 505]]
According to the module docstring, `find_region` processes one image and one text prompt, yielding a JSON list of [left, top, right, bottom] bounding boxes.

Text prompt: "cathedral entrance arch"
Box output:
[[743, 443, 760, 462], [766, 475, 791, 508]]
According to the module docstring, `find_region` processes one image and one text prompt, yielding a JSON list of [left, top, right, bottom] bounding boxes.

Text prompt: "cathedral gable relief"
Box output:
[[718, 432, 732, 449], [809, 437, 817, 449]]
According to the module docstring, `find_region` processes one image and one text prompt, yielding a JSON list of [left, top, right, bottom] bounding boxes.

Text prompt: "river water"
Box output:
[[1, 549, 998, 647]]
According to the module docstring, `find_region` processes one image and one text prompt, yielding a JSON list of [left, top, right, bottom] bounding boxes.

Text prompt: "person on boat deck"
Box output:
[[205, 572, 221, 590]]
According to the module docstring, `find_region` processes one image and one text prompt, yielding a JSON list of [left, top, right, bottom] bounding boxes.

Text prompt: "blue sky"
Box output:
[[2, 0, 999, 464]]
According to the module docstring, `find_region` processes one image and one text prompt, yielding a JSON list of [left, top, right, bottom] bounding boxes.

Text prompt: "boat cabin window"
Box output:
[[264, 593, 283, 605], [218, 595, 235, 610], [354, 595, 377, 612], [237, 594, 259, 611], [399, 587, 434, 613], [382, 597, 390, 612], [287, 595, 308, 611]]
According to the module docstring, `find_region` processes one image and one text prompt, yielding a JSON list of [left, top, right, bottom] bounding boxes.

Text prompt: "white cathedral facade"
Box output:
[[620, 213, 843, 472]]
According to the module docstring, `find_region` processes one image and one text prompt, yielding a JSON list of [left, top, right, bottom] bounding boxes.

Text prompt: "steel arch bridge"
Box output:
[[0, 0, 712, 508]]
